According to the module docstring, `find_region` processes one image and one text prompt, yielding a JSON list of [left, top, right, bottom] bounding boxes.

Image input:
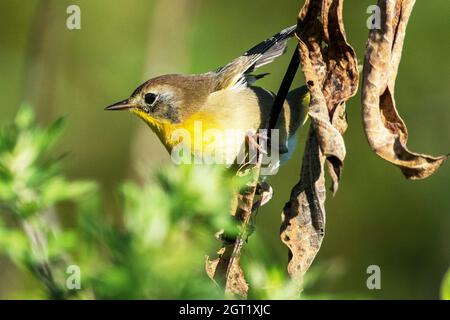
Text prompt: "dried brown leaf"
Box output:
[[281, 127, 326, 279], [327, 102, 348, 192], [362, 0, 448, 179], [280, 0, 358, 281], [296, 0, 358, 193], [321, 0, 359, 115]]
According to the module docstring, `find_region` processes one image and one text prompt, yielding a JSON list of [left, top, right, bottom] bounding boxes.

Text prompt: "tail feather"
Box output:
[[215, 25, 297, 90], [250, 39, 289, 70], [244, 25, 296, 70]]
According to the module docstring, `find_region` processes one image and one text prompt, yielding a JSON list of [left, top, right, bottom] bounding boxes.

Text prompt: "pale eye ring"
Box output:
[[144, 93, 158, 106]]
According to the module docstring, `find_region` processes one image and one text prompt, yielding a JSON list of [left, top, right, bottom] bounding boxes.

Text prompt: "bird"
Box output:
[[106, 25, 310, 175]]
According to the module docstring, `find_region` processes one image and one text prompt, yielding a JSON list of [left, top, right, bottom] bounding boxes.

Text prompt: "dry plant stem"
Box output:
[[206, 42, 302, 299], [206, 158, 262, 298], [361, 0, 448, 178], [227, 157, 262, 296], [233, 157, 263, 255], [207, 0, 360, 296]]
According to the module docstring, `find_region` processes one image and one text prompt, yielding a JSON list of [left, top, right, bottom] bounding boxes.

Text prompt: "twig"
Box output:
[[206, 44, 301, 298], [208, 157, 262, 297]]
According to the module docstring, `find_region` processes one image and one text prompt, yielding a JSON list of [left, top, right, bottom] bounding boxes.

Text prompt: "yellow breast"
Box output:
[[134, 108, 243, 163], [133, 87, 265, 164]]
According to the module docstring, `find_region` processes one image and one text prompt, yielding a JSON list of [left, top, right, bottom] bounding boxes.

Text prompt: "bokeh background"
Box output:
[[0, 0, 449, 299]]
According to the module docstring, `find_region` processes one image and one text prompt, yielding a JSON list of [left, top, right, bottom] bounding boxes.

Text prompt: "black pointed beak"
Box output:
[[105, 99, 136, 111]]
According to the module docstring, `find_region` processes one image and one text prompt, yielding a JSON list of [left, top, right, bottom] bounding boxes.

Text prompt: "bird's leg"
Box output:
[[235, 131, 269, 173], [245, 130, 268, 166]]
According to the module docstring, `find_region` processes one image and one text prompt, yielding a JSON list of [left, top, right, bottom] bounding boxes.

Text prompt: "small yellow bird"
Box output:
[[106, 25, 309, 172]]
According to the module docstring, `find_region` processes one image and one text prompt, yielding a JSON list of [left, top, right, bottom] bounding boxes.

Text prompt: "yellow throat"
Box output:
[[131, 109, 228, 159]]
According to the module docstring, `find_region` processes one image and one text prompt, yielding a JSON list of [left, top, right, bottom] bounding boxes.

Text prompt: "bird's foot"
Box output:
[[246, 131, 268, 156]]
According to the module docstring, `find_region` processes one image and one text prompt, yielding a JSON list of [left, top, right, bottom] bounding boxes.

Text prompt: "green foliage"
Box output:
[[81, 165, 236, 299], [0, 104, 96, 298], [0, 105, 95, 217], [0, 105, 346, 299], [0, 106, 244, 299]]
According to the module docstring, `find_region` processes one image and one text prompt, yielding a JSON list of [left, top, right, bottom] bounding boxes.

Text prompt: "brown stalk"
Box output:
[[205, 41, 302, 299], [206, 0, 446, 298], [206, 0, 360, 297]]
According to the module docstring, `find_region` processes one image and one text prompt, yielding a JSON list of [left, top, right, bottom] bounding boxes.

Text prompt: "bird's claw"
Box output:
[[246, 131, 268, 156]]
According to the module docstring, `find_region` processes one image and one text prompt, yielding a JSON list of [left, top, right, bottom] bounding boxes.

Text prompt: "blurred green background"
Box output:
[[0, 0, 449, 299]]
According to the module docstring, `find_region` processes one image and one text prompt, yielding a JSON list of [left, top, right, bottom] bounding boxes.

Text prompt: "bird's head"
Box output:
[[105, 75, 187, 127]]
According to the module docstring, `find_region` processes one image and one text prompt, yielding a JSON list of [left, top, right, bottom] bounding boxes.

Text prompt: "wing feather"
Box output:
[[214, 25, 297, 90]]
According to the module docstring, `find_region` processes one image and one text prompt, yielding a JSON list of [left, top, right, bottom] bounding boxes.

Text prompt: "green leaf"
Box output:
[[0, 224, 29, 267], [0, 124, 19, 153], [37, 117, 66, 154], [41, 178, 97, 205], [18, 200, 42, 218]]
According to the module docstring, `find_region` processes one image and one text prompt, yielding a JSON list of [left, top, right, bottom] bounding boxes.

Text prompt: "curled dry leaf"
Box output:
[[280, 0, 358, 281], [297, 0, 358, 194], [362, 0, 448, 179], [281, 127, 326, 279], [327, 102, 348, 192]]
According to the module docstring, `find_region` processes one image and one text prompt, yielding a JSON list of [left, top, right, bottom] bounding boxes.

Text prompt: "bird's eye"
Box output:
[[144, 93, 158, 106]]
